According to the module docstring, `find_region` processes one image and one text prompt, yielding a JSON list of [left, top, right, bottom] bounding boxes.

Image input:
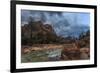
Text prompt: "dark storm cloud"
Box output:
[[21, 10, 90, 37]]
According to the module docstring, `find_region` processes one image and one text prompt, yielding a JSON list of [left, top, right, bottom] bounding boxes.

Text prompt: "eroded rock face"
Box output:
[[61, 44, 90, 60], [21, 46, 31, 54], [21, 21, 58, 44], [61, 44, 81, 60], [80, 48, 90, 59], [80, 52, 89, 59]]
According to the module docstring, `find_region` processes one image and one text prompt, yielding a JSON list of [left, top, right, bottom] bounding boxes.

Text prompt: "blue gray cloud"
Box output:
[[21, 10, 90, 37]]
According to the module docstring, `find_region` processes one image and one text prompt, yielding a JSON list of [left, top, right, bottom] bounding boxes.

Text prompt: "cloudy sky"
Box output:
[[21, 10, 90, 38]]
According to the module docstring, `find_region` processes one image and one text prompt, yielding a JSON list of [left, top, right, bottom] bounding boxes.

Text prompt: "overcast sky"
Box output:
[[21, 10, 90, 38]]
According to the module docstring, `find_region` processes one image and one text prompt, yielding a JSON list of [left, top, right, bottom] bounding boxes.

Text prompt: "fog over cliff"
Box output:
[[21, 10, 90, 38]]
